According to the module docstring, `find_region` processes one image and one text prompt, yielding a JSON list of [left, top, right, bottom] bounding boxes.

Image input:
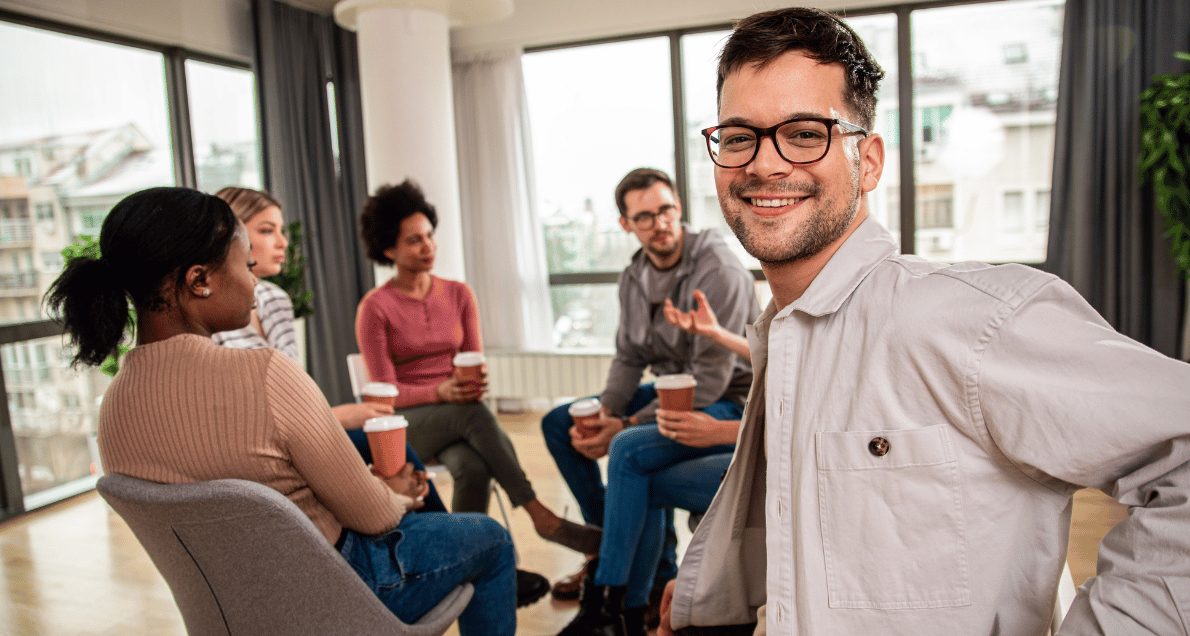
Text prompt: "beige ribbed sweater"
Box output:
[[98, 333, 410, 543]]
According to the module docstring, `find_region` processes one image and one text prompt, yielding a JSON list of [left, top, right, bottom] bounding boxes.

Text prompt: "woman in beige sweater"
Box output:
[[45, 187, 515, 635]]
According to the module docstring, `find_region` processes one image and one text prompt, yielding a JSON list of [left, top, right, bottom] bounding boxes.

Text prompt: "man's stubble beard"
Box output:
[[722, 158, 861, 266]]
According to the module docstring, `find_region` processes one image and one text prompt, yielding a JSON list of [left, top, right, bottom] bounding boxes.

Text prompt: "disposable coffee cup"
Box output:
[[568, 398, 602, 439], [363, 415, 408, 478], [655, 374, 697, 411], [453, 351, 485, 383], [361, 382, 399, 408]]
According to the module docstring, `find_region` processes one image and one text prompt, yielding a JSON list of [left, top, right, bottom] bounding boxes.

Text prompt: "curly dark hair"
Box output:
[[359, 180, 439, 265], [718, 7, 885, 128]]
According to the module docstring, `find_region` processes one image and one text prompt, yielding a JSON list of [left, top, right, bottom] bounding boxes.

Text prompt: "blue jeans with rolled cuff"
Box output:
[[339, 512, 516, 635], [542, 384, 741, 592]]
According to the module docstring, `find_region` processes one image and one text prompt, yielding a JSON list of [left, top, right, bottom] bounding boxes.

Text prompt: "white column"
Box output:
[[334, 0, 512, 284]]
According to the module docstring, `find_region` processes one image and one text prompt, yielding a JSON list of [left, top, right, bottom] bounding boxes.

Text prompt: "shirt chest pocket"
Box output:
[[815, 425, 971, 610]]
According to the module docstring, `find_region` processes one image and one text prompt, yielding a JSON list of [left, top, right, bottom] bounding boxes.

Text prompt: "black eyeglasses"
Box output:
[[701, 116, 869, 169], [625, 204, 679, 230]]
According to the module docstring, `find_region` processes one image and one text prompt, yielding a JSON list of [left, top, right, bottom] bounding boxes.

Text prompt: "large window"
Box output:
[[523, 37, 675, 349], [186, 60, 264, 192], [0, 17, 264, 515], [524, 0, 1063, 350], [910, 0, 1062, 263]]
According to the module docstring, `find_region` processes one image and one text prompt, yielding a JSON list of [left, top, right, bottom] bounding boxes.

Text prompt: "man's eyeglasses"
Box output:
[[700, 116, 869, 169], [625, 205, 680, 230]]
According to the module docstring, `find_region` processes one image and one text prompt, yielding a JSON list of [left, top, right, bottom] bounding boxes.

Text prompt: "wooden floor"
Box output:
[[0, 411, 1126, 635]]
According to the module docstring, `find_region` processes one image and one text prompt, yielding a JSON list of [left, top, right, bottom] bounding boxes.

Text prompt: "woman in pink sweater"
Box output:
[[356, 180, 599, 555], [46, 187, 515, 634]]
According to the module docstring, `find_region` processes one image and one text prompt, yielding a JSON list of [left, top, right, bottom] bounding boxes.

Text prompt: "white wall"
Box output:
[[0, 0, 254, 62], [451, 0, 907, 54]]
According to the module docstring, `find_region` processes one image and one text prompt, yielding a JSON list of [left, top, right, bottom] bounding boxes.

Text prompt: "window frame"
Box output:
[[0, 8, 267, 521], [528, 0, 1060, 292]]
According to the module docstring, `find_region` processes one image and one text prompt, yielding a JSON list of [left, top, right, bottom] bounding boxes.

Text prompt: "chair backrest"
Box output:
[[347, 353, 369, 402], [97, 474, 468, 636]]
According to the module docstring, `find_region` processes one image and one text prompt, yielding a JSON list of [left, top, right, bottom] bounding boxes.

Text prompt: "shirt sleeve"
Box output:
[[974, 279, 1190, 634], [265, 352, 411, 536], [460, 282, 484, 353], [259, 283, 299, 362], [602, 271, 647, 416]]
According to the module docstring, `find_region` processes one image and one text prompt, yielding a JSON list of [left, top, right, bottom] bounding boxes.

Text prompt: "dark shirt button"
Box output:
[[868, 436, 891, 457]]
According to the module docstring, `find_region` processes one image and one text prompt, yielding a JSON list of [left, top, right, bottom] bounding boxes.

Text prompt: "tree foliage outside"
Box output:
[[59, 235, 132, 377]]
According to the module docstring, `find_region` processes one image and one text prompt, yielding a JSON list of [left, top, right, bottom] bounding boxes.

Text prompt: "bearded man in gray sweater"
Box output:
[[542, 168, 758, 632]]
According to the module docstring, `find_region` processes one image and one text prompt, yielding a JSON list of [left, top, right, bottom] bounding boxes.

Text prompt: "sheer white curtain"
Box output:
[[453, 48, 553, 351]]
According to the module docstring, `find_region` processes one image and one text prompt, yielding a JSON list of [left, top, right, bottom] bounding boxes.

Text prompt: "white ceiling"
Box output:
[[283, 0, 913, 54]]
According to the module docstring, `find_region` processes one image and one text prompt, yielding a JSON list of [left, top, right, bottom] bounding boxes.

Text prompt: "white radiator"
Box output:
[[486, 350, 614, 402]]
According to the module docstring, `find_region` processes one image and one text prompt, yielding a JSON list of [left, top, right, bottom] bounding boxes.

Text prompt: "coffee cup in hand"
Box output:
[[452, 351, 485, 384], [568, 398, 602, 439], [655, 374, 697, 411], [363, 415, 408, 478], [361, 382, 399, 408]]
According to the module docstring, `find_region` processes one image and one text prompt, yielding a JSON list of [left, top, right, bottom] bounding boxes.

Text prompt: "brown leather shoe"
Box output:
[[538, 518, 602, 554], [550, 558, 593, 601]]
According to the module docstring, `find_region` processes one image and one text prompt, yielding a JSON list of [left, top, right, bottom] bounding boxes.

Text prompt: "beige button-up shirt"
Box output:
[[670, 218, 1190, 635]]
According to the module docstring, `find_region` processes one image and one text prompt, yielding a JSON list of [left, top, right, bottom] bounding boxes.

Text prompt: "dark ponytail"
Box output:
[[44, 187, 239, 367]]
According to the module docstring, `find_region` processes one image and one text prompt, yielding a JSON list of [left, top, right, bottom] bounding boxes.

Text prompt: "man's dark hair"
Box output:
[[614, 168, 675, 216], [718, 7, 885, 128], [359, 179, 438, 265]]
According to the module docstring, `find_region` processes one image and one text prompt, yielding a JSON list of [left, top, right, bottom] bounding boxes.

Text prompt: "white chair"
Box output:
[[1050, 560, 1077, 634], [346, 354, 516, 552]]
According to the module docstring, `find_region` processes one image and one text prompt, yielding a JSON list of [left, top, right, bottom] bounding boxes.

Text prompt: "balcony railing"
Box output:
[[0, 219, 32, 246]]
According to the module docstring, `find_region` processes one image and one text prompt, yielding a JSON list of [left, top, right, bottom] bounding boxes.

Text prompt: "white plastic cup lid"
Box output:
[[361, 382, 399, 397], [568, 398, 601, 418], [453, 351, 485, 367], [655, 374, 697, 390], [363, 415, 408, 432]]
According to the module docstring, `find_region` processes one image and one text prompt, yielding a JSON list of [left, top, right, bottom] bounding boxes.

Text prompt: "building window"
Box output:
[[186, 60, 264, 192], [911, 0, 1062, 264], [1003, 190, 1025, 233]]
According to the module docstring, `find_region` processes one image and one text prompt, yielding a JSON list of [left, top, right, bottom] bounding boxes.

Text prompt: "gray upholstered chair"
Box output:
[[97, 474, 473, 636]]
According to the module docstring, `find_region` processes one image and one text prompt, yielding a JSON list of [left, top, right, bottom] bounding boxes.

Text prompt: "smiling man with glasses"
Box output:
[[542, 167, 758, 633], [661, 7, 1190, 636]]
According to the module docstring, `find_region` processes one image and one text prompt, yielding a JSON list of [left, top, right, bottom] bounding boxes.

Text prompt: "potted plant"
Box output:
[[1140, 52, 1190, 276]]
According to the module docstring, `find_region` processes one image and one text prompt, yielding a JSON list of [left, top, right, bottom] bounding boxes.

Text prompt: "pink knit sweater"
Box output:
[[354, 276, 482, 408], [98, 334, 411, 543]]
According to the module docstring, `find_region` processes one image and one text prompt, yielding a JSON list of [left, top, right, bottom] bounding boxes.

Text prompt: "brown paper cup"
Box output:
[[364, 416, 408, 478], [568, 398, 602, 439], [453, 351, 485, 383], [361, 382, 399, 408], [656, 374, 697, 411]]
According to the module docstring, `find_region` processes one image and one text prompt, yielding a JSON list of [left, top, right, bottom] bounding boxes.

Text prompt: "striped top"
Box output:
[[212, 281, 299, 361], [98, 334, 410, 544]]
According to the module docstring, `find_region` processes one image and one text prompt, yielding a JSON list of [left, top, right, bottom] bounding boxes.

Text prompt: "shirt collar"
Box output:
[[775, 217, 899, 319]]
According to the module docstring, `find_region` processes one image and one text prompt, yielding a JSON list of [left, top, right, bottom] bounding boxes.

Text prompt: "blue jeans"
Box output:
[[594, 426, 735, 608], [542, 385, 741, 589], [339, 512, 515, 635], [347, 430, 447, 513]]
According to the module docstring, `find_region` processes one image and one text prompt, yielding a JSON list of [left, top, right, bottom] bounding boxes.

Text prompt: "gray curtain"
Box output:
[[253, 0, 373, 404], [1047, 0, 1190, 359]]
